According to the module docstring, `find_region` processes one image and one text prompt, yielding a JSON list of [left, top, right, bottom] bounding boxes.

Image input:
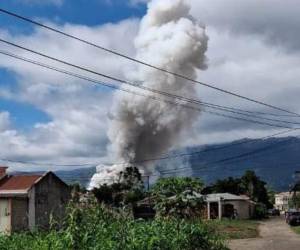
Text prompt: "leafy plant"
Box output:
[[92, 166, 145, 207], [0, 200, 229, 250], [252, 202, 267, 219], [289, 193, 300, 209], [151, 177, 204, 197], [150, 177, 205, 219], [204, 171, 273, 209]]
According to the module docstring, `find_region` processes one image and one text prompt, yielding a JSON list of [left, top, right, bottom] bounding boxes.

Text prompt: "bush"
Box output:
[[0, 200, 228, 250], [150, 177, 205, 219], [151, 177, 204, 197], [253, 203, 267, 219], [154, 190, 205, 219]]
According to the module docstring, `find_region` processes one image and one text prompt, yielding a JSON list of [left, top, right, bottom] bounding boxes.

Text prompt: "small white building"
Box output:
[[274, 192, 293, 211], [206, 193, 255, 220]]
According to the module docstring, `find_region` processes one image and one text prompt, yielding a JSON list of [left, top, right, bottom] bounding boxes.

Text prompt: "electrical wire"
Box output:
[[0, 8, 299, 116], [0, 127, 297, 171], [0, 49, 295, 131], [160, 136, 298, 175], [2, 39, 300, 127]]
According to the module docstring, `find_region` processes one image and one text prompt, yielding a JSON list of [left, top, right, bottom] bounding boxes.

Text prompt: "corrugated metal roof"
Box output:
[[0, 175, 42, 191]]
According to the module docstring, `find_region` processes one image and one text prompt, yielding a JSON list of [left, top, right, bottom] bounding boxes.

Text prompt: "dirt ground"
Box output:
[[229, 216, 300, 250]]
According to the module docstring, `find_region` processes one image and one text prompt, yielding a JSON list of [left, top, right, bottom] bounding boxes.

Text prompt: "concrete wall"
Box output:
[[34, 173, 70, 229], [11, 198, 28, 232], [28, 187, 35, 231], [225, 200, 252, 219]]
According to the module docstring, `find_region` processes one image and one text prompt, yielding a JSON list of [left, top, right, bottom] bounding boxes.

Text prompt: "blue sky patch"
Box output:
[[0, 0, 146, 34], [0, 98, 51, 131], [0, 0, 147, 131]]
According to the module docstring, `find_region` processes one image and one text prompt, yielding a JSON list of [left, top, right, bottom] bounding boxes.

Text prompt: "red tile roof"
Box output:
[[0, 175, 42, 191]]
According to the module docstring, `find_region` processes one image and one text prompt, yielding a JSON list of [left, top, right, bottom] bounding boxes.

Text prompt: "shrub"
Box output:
[[154, 190, 205, 219], [0, 200, 228, 250], [151, 177, 204, 197], [150, 177, 205, 219], [253, 203, 267, 219]]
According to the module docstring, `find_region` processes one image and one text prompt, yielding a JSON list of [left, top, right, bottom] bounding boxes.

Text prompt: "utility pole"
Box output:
[[144, 175, 150, 191]]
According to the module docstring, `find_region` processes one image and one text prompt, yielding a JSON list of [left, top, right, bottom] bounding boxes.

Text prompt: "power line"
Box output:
[[0, 49, 295, 130], [15, 138, 300, 183], [0, 8, 299, 117], [162, 137, 296, 175], [2, 38, 299, 127], [0, 157, 98, 167], [0, 125, 297, 170], [1, 52, 299, 172], [161, 136, 298, 175], [4, 136, 298, 182], [187, 148, 300, 177], [113, 128, 298, 166]]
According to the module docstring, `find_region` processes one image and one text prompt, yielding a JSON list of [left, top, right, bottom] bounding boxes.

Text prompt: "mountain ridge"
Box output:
[[14, 136, 300, 191]]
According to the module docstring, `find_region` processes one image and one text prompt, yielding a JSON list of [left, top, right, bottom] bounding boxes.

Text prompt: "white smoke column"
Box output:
[[89, 0, 208, 188]]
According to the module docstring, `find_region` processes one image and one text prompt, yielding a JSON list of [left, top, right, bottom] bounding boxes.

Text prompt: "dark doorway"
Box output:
[[210, 202, 219, 219], [223, 204, 234, 218]]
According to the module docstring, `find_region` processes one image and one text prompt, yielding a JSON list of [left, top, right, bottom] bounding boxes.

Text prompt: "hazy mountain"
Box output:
[[44, 136, 300, 191], [55, 166, 96, 188]]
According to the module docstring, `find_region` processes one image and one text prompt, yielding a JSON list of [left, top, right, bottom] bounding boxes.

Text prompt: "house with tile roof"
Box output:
[[0, 166, 70, 234]]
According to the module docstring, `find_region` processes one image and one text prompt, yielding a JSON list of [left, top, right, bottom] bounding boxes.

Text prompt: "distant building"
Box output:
[[0, 166, 70, 234], [274, 192, 293, 211], [205, 193, 255, 220]]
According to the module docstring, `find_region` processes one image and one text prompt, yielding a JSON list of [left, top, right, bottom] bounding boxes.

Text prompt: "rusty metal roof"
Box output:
[[0, 175, 42, 191]]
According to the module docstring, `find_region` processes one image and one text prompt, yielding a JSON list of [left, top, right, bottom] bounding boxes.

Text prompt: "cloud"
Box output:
[[0, 112, 11, 132], [180, 26, 300, 146], [0, 18, 139, 170], [190, 0, 300, 52], [1, 0, 300, 171]]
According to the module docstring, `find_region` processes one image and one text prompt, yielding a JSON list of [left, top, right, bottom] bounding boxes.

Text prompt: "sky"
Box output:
[[0, 0, 300, 171]]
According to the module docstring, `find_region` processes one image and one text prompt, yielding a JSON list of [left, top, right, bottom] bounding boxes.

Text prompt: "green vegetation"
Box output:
[[150, 177, 205, 218], [0, 201, 229, 250], [0, 172, 269, 249], [92, 167, 145, 207], [150, 177, 204, 197], [203, 170, 273, 209], [212, 219, 259, 240], [292, 226, 300, 235], [289, 193, 300, 209]]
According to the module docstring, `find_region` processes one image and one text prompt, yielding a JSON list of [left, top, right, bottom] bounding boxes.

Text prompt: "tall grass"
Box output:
[[0, 201, 228, 250]]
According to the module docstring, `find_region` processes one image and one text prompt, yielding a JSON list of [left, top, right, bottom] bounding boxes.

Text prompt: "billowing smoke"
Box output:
[[89, 0, 208, 188]]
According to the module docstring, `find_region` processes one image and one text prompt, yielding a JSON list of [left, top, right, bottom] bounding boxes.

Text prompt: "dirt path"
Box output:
[[229, 216, 300, 250]]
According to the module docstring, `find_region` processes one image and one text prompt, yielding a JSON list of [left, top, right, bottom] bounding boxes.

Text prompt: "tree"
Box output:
[[151, 177, 204, 197], [92, 166, 144, 207], [70, 182, 86, 202], [240, 170, 272, 208], [150, 177, 205, 218], [119, 166, 143, 190], [289, 193, 300, 209], [202, 177, 243, 195], [267, 188, 275, 207], [203, 171, 273, 208]]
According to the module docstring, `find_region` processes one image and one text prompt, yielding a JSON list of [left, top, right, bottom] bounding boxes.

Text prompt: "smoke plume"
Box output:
[[89, 0, 208, 188]]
